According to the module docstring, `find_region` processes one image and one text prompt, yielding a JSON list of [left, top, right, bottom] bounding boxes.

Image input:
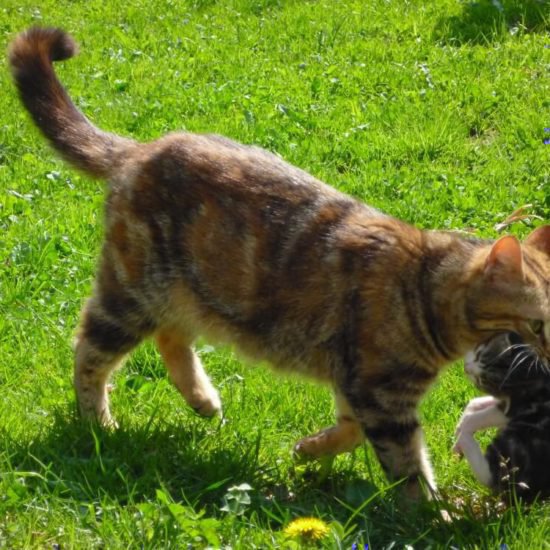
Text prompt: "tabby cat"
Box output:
[[454, 333, 550, 502], [9, 27, 550, 499]]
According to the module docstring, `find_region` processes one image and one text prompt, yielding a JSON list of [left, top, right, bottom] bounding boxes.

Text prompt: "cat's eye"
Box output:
[[528, 319, 544, 336]]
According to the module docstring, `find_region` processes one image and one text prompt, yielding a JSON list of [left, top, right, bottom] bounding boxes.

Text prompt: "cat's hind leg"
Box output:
[[155, 328, 221, 417], [75, 296, 149, 427]]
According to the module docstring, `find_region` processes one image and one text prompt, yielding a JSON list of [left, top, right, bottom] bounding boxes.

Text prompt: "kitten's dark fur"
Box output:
[[455, 333, 550, 502]]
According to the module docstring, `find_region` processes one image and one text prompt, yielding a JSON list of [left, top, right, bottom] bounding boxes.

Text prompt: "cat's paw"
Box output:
[[464, 396, 498, 414], [78, 393, 118, 430], [293, 432, 331, 461], [100, 414, 120, 430], [191, 390, 222, 417], [80, 406, 119, 430], [456, 397, 497, 436], [293, 440, 316, 462], [293, 422, 363, 460]]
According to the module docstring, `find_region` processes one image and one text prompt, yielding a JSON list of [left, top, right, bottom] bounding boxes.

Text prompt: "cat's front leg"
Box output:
[[339, 369, 437, 499], [293, 391, 364, 458], [360, 411, 436, 499], [155, 328, 222, 417]]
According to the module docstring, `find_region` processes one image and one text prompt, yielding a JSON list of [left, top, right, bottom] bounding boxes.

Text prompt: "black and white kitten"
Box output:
[[454, 332, 550, 502]]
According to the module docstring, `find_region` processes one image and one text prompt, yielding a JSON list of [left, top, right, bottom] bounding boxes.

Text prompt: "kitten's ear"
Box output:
[[525, 225, 550, 256], [484, 235, 523, 280]]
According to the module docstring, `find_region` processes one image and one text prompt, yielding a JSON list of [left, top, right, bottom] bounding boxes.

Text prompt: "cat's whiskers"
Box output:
[[492, 342, 528, 362], [507, 343, 550, 377], [499, 349, 533, 388]]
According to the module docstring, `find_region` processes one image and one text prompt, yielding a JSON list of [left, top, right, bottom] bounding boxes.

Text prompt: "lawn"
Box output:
[[0, 0, 549, 547]]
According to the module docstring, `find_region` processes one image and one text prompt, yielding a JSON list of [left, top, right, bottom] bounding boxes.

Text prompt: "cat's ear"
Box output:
[[525, 225, 550, 256], [484, 235, 523, 281]]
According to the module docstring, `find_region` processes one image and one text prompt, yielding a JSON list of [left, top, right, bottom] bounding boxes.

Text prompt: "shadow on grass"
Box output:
[[434, 0, 549, 45], [3, 410, 258, 506], [3, 410, 540, 546]]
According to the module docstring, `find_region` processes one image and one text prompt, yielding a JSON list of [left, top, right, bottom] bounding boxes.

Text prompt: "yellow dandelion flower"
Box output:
[[283, 517, 330, 541]]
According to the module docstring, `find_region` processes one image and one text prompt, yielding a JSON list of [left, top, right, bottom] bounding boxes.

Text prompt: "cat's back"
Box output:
[[115, 132, 346, 204]]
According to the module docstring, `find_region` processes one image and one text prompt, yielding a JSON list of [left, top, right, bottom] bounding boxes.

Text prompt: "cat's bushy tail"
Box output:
[[9, 27, 134, 179]]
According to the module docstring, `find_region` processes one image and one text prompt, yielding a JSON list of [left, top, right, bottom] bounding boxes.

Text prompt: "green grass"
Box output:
[[1, 0, 549, 547]]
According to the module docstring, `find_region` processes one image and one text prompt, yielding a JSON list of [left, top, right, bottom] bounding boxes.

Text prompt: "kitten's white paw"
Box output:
[[464, 396, 498, 414]]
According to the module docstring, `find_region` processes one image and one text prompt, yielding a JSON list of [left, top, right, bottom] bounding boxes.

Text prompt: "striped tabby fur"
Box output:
[[9, 27, 550, 499]]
